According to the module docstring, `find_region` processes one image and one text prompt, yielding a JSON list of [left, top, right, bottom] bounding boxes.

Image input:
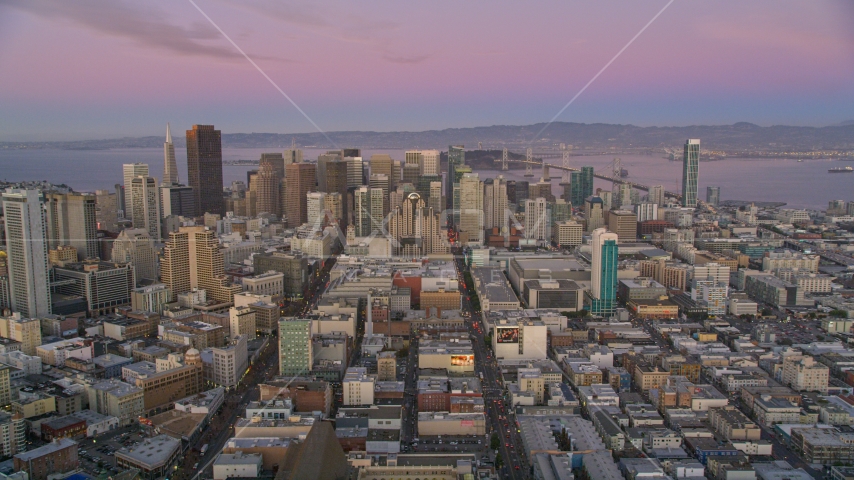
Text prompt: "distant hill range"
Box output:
[[3, 121, 853, 153]]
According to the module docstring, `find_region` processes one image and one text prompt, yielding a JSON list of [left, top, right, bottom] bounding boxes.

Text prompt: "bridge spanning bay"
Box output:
[[496, 147, 683, 200]]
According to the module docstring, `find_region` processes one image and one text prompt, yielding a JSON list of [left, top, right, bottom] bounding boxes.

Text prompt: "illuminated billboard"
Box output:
[[451, 354, 474, 367], [496, 327, 519, 343]]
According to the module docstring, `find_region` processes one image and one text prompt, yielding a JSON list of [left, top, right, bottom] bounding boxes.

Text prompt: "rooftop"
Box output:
[[115, 434, 181, 468], [14, 438, 77, 461], [213, 452, 263, 466]]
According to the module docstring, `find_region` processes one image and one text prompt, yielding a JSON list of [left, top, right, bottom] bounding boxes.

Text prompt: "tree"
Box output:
[[830, 310, 849, 319], [491, 433, 500, 450], [396, 347, 409, 358], [779, 338, 793, 346], [495, 452, 504, 469]]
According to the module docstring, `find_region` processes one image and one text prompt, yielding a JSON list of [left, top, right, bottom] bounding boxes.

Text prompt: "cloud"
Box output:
[[383, 54, 431, 65], [0, 0, 285, 62], [223, 0, 429, 64]]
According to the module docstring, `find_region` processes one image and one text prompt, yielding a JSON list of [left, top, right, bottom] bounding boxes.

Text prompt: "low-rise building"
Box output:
[[754, 396, 801, 426], [213, 452, 262, 480], [13, 438, 78, 480], [115, 434, 182, 480], [708, 406, 761, 441]]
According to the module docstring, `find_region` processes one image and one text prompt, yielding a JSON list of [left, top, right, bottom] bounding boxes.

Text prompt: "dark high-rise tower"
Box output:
[[186, 125, 224, 216], [285, 162, 316, 227], [326, 160, 349, 228]]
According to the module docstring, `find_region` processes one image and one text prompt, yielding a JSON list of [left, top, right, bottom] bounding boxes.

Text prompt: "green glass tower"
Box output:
[[682, 139, 700, 208], [589, 228, 619, 316], [570, 166, 594, 206]]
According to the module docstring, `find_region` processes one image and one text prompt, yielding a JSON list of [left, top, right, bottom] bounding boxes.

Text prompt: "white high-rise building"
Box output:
[[130, 176, 161, 241], [2, 190, 51, 317], [345, 157, 363, 188], [484, 176, 508, 232], [163, 123, 178, 186], [306, 192, 327, 226], [111, 229, 158, 284], [122, 163, 149, 218], [636, 203, 659, 222], [404, 149, 440, 176], [523, 197, 551, 245], [459, 173, 484, 245], [354, 186, 384, 237]]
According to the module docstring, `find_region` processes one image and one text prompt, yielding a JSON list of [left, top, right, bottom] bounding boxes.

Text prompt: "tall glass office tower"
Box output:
[[681, 139, 700, 208], [589, 228, 618, 316], [570, 166, 595, 206]]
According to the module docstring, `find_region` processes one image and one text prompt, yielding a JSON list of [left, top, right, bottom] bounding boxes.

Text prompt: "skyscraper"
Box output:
[[483, 176, 508, 232], [584, 196, 605, 233], [570, 167, 594, 206], [2, 190, 51, 317], [387, 193, 447, 256], [111, 228, 158, 284], [160, 185, 195, 219], [306, 192, 327, 226], [648, 185, 665, 206], [706, 186, 720, 206], [428, 181, 443, 213], [452, 165, 473, 227], [681, 139, 700, 208], [325, 160, 349, 228], [458, 173, 484, 245], [122, 163, 149, 218], [283, 148, 304, 165], [186, 125, 224, 216], [316, 153, 339, 193], [447, 145, 465, 209], [95, 189, 119, 232], [345, 157, 363, 188], [256, 161, 281, 216], [163, 123, 178, 186], [285, 162, 316, 227], [353, 186, 384, 237], [261, 152, 286, 178], [615, 184, 633, 210], [405, 150, 440, 176], [159, 226, 240, 303], [44, 192, 98, 259], [369, 154, 395, 192], [523, 197, 551, 245], [589, 228, 618, 316], [130, 176, 161, 241], [369, 173, 390, 215]]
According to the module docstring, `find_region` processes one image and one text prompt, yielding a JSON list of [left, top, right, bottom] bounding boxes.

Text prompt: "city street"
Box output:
[[455, 253, 529, 479]]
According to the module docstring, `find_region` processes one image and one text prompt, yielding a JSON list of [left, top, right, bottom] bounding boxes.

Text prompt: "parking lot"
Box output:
[[76, 426, 148, 475]]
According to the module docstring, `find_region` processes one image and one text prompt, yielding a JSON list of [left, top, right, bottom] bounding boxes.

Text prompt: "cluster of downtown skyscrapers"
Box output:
[[1, 121, 707, 323]]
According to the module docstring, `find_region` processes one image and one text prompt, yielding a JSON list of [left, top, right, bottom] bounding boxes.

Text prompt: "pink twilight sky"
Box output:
[[1, 0, 853, 141]]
